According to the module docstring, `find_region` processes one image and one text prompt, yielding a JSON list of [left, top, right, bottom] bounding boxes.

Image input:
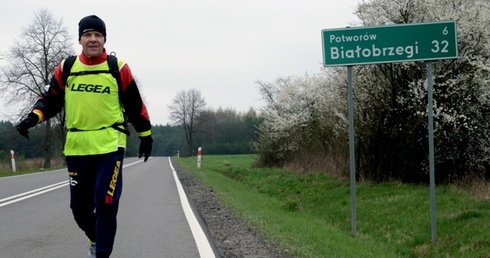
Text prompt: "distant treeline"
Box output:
[[0, 108, 262, 161]]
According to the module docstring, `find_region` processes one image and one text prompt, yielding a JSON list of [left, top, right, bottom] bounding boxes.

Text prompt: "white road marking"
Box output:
[[0, 181, 68, 208], [0, 159, 144, 208], [168, 157, 216, 258]]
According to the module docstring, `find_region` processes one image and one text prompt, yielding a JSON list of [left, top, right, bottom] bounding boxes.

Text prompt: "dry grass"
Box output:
[[0, 157, 65, 173], [452, 175, 490, 200], [283, 152, 490, 200], [283, 150, 349, 179]]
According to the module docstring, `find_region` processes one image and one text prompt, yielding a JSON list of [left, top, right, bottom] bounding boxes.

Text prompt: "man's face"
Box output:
[[79, 31, 105, 58]]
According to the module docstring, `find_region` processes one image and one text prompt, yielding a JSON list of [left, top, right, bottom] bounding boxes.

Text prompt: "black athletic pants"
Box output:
[[66, 149, 124, 258]]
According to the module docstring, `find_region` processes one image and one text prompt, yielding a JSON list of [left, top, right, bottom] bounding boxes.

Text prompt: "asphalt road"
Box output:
[[0, 157, 216, 258]]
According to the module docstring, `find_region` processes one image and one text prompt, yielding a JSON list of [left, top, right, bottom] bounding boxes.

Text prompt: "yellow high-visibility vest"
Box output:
[[63, 58, 127, 155]]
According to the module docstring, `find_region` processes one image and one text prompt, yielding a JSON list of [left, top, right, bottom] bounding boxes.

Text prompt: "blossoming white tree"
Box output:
[[256, 0, 490, 182]]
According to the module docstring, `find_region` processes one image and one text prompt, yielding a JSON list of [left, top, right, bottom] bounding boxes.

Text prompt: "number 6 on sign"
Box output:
[[443, 26, 449, 35]]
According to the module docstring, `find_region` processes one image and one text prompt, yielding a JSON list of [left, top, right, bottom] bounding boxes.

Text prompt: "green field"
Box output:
[[174, 154, 490, 258]]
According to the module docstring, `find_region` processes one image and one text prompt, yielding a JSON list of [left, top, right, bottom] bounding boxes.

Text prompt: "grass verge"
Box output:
[[175, 154, 490, 258]]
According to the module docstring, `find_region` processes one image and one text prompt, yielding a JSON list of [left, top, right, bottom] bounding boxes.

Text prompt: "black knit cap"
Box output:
[[78, 15, 106, 40]]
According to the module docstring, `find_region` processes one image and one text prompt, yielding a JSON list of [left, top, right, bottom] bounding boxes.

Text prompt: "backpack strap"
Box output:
[[106, 54, 121, 88], [106, 54, 130, 135], [61, 55, 77, 86]]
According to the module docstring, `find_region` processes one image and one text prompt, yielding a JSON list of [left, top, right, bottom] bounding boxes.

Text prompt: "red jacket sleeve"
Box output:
[[32, 64, 65, 121]]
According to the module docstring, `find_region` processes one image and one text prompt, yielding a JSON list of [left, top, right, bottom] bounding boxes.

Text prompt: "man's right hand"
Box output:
[[16, 113, 39, 139]]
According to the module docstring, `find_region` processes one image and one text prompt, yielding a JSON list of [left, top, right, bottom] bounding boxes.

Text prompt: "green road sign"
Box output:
[[322, 21, 458, 66]]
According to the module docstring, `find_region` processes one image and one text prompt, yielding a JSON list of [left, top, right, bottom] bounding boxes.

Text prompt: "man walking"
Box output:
[[16, 15, 153, 257]]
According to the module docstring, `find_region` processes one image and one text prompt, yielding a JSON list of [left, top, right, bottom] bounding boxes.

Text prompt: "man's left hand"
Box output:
[[138, 135, 153, 162]]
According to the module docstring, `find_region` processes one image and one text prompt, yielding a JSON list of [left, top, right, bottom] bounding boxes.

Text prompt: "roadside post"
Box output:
[[197, 147, 202, 169], [10, 150, 16, 173], [347, 65, 356, 237], [322, 21, 458, 244]]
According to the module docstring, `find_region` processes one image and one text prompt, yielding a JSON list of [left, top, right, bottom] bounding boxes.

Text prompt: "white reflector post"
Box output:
[[10, 150, 16, 173], [197, 147, 202, 169]]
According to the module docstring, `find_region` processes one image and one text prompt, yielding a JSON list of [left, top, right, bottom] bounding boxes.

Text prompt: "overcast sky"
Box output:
[[0, 0, 360, 125]]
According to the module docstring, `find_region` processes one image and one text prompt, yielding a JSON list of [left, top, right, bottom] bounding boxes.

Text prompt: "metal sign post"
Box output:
[[427, 61, 437, 244], [347, 66, 357, 237]]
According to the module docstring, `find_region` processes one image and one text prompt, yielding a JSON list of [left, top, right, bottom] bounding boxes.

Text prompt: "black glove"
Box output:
[[16, 113, 39, 139], [138, 135, 153, 162]]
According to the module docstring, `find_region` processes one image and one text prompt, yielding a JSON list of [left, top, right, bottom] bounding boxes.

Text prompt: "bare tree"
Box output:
[[168, 89, 207, 156], [0, 9, 74, 168]]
